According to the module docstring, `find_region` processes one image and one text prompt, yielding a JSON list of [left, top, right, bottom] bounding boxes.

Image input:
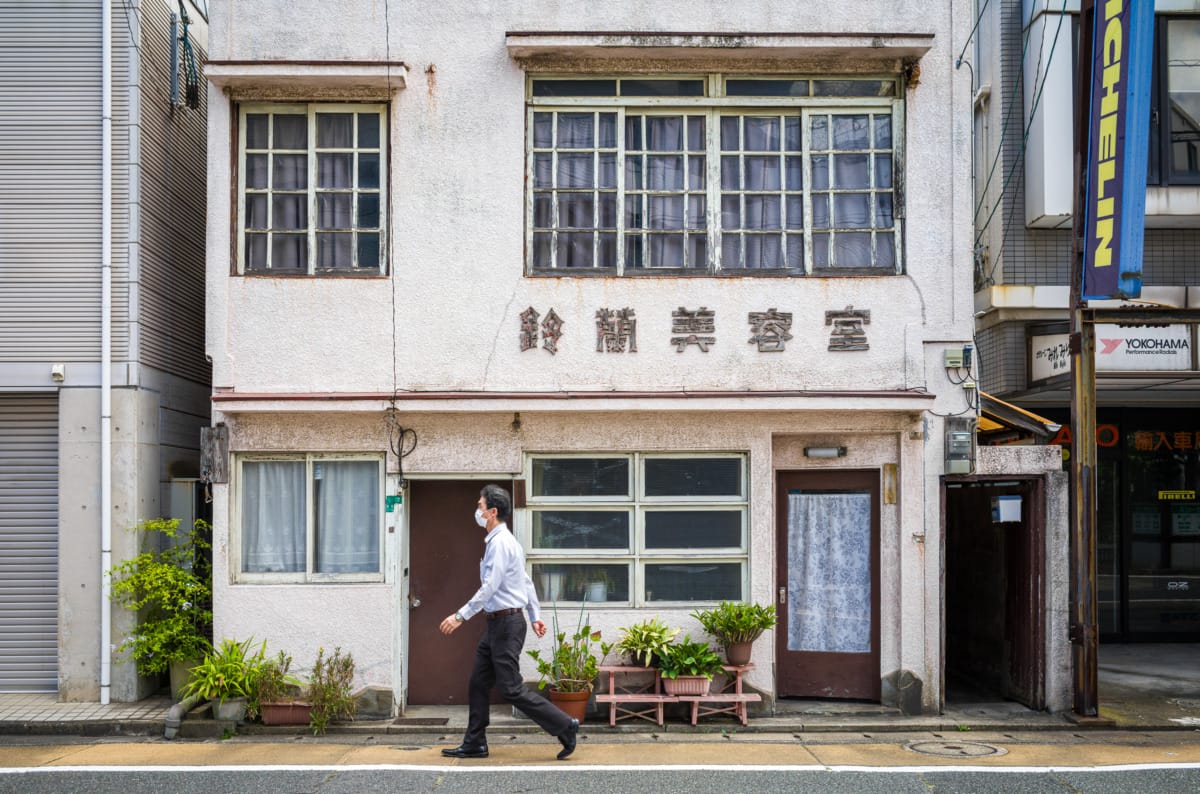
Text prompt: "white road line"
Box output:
[[1, 762, 1199, 774]]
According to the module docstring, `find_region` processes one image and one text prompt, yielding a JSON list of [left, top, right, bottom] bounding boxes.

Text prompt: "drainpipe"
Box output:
[[100, 0, 113, 706]]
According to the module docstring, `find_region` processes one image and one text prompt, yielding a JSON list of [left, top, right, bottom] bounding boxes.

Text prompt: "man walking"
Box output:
[[438, 484, 579, 760]]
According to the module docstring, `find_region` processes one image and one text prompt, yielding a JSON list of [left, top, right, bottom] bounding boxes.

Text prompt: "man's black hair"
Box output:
[[480, 484, 511, 523]]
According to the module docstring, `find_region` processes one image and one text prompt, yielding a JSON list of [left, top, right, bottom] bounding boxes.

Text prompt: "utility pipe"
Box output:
[[100, 0, 113, 706]]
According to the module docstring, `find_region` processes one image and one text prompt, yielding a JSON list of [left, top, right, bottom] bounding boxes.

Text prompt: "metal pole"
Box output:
[[1068, 0, 1099, 719]]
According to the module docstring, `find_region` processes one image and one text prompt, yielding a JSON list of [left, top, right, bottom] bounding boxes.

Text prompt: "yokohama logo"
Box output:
[[1098, 338, 1189, 355]]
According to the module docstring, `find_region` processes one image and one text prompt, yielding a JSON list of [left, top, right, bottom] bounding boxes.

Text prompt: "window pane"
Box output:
[[245, 234, 267, 269], [273, 154, 307, 190], [644, 457, 742, 497], [598, 153, 617, 188], [620, 79, 705, 97], [246, 194, 268, 230], [557, 232, 594, 268], [786, 234, 803, 268], [813, 232, 831, 267], [532, 79, 617, 97], [318, 153, 352, 189], [242, 461, 305, 573], [876, 232, 896, 269], [813, 194, 830, 228], [834, 193, 871, 228], [648, 196, 683, 229], [785, 195, 803, 230], [532, 563, 630, 603], [875, 154, 893, 188], [645, 562, 741, 602], [721, 233, 741, 267], [726, 79, 809, 97], [874, 114, 892, 148], [785, 117, 801, 150], [645, 510, 742, 548], [271, 194, 307, 230], [626, 156, 643, 189], [358, 153, 380, 189], [649, 234, 685, 267], [744, 195, 781, 229], [317, 113, 353, 148], [624, 234, 644, 268], [876, 193, 894, 228], [357, 113, 380, 147], [532, 192, 553, 228], [833, 154, 869, 189], [598, 232, 617, 267], [811, 115, 829, 150], [533, 112, 554, 147], [688, 155, 706, 189], [688, 234, 707, 266], [743, 117, 780, 151], [534, 153, 553, 188], [625, 116, 642, 150], [720, 117, 739, 150], [687, 116, 705, 150], [646, 155, 683, 190], [721, 156, 739, 190], [557, 113, 594, 148], [834, 232, 872, 267], [744, 156, 780, 190], [599, 193, 618, 227], [814, 79, 895, 97], [812, 155, 829, 190], [557, 153, 594, 188], [317, 232, 352, 268], [598, 113, 617, 148], [646, 116, 683, 150], [246, 154, 268, 189], [314, 461, 380, 573], [317, 193, 351, 229], [533, 232, 552, 268], [559, 193, 595, 228], [273, 114, 307, 149], [721, 195, 740, 229], [246, 113, 269, 149], [785, 156, 803, 190], [625, 193, 643, 227], [271, 234, 307, 270], [357, 233, 380, 269], [745, 233, 783, 268], [357, 193, 380, 228], [532, 510, 630, 550], [686, 196, 706, 230]]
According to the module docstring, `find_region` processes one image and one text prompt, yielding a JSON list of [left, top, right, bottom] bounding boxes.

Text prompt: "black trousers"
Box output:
[[463, 612, 572, 746]]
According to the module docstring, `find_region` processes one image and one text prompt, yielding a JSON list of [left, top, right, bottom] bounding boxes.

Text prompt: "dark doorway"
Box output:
[[943, 478, 1045, 709], [775, 469, 881, 700], [407, 479, 506, 706]]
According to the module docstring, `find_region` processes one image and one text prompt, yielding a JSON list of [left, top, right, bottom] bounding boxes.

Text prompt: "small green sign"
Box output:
[[385, 495, 403, 513]]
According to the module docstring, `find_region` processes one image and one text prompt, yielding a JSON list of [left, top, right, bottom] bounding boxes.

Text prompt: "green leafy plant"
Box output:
[[690, 601, 777, 645], [249, 650, 305, 719], [108, 518, 213, 676], [180, 637, 267, 705], [613, 617, 681, 667], [657, 636, 725, 680], [308, 646, 356, 735], [527, 601, 613, 693]]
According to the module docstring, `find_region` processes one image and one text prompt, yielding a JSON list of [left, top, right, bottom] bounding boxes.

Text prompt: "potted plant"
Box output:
[[613, 617, 681, 667], [252, 651, 311, 725], [108, 517, 213, 698], [180, 637, 267, 722], [657, 636, 725, 696], [691, 601, 777, 666], [526, 602, 612, 722], [307, 646, 357, 735]]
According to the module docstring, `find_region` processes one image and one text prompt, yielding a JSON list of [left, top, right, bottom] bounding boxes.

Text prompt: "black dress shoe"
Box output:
[[441, 743, 488, 759], [556, 718, 579, 760]]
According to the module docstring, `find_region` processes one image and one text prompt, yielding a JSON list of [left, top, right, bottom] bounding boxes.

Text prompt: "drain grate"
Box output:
[[906, 740, 1008, 758]]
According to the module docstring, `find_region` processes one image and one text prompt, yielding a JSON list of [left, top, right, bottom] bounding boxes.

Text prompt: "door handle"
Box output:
[[410, 596, 421, 608], [778, 587, 785, 604]]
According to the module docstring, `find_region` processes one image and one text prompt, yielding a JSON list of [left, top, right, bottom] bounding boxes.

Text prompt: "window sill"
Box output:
[[207, 60, 407, 98]]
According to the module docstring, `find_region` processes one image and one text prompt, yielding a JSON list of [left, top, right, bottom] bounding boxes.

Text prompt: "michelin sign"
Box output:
[[1082, 0, 1154, 301]]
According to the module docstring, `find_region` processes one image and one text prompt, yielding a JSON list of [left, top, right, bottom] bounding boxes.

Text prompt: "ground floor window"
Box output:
[[522, 453, 747, 605], [235, 454, 384, 582]]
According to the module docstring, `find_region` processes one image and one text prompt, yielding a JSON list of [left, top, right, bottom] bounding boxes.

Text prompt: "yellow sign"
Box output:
[[1159, 490, 1196, 501]]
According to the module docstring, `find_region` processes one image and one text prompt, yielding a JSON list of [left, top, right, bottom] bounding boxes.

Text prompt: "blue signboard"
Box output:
[[1081, 0, 1154, 300]]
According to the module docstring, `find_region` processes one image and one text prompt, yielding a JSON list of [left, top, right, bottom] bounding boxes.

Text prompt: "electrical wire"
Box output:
[[972, 14, 1033, 226], [956, 0, 993, 70]]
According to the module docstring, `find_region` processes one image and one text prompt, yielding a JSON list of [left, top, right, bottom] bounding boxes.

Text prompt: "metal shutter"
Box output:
[[0, 395, 58, 692]]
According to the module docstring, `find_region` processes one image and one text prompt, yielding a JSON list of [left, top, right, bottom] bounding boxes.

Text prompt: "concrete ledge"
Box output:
[[505, 31, 935, 61]]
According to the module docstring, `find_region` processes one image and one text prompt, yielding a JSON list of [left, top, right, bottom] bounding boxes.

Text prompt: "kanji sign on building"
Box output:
[[748, 308, 793, 352], [671, 307, 716, 352], [596, 307, 637, 353], [825, 306, 871, 351], [519, 306, 564, 355]]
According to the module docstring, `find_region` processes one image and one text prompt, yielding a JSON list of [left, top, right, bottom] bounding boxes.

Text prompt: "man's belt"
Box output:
[[485, 607, 523, 620]]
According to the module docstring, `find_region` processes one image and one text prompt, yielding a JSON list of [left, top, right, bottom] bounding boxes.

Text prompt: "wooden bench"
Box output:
[[595, 663, 761, 727]]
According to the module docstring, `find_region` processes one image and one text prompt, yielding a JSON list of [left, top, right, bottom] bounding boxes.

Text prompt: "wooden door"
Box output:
[[407, 479, 503, 705], [775, 470, 881, 700]]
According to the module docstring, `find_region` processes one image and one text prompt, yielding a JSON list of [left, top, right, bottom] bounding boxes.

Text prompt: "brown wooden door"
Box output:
[[776, 470, 881, 700], [407, 479, 503, 705]]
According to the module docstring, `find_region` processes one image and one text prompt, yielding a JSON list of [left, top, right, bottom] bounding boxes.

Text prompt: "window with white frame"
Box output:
[[526, 76, 902, 274], [522, 454, 747, 606], [238, 103, 386, 274], [235, 454, 384, 582]]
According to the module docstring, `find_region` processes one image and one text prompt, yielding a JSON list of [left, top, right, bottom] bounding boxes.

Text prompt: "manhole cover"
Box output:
[[906, 741, 1007, 758]]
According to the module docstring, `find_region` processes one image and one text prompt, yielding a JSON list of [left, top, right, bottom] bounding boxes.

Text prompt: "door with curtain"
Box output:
[[775, 470, 880, 700]]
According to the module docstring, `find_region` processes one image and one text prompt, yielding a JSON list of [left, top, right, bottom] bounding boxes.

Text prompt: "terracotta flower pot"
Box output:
[[724, 641, 753, 666], [548, 688, 590, 722], [663, 675, 710, 696], [260, 701, 313, 726]]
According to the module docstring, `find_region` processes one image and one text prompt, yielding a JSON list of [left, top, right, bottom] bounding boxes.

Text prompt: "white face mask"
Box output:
[[474, 508, 489, 528]]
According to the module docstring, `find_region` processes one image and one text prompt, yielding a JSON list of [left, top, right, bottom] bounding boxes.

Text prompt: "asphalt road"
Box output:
[[3, 766, 1200, 793]]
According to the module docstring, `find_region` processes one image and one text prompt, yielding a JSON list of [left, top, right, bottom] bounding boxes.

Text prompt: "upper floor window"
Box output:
[[237, 103, 387, 275], [1151, 16, 1200, 185], [526, 76, 902, 276]]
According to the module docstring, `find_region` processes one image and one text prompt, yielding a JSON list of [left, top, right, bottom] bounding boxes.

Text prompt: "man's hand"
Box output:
[[439, 614, 463, 635], [531, 619, 547, 638]]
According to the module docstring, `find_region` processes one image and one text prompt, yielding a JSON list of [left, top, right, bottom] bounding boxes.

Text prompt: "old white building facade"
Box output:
[[204, 1, 1061, 715]]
